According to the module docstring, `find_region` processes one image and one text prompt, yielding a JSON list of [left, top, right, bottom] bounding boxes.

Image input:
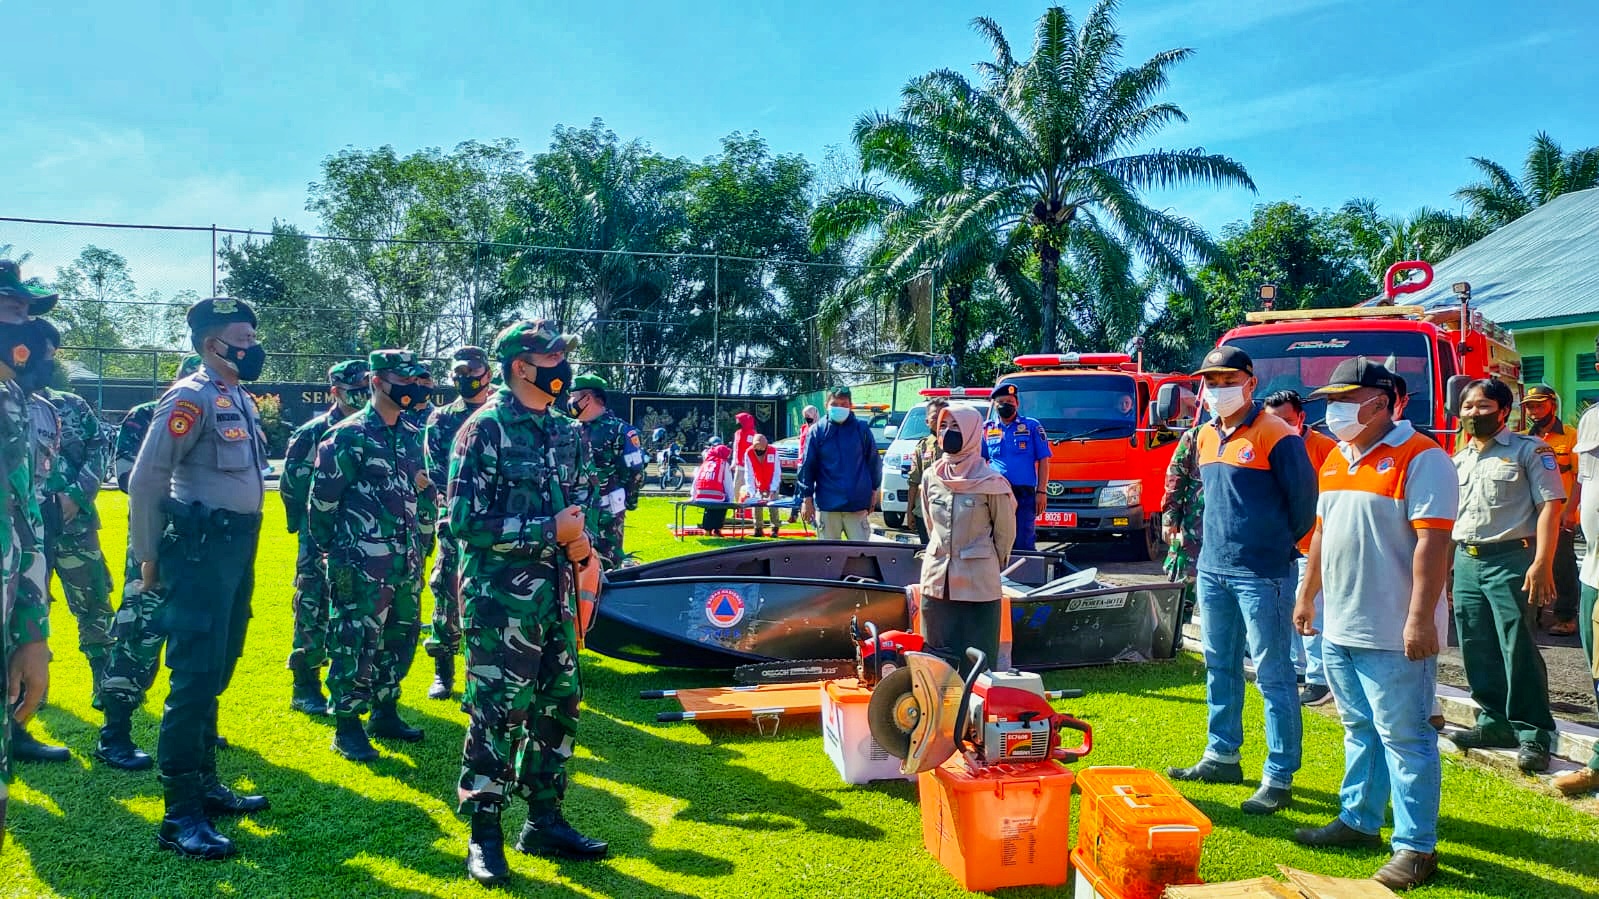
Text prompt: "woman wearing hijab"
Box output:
[[918, 406, 1018, 672]]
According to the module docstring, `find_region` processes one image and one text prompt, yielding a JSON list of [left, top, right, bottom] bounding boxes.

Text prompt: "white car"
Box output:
[[880, 389, 993, 530]]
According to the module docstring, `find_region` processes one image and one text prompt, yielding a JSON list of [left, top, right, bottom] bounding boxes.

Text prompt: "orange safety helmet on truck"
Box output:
[[1156, 261, 1521, 455], [993, 353, 1196, 561]]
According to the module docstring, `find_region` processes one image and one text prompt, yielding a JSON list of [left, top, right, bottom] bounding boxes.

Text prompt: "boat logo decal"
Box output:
[[704, 588, 746, 628], [1065, 594, 1128, 613]]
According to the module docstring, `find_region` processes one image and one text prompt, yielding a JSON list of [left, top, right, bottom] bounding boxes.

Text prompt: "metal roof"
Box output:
[[1395, 187, 1599, 328]]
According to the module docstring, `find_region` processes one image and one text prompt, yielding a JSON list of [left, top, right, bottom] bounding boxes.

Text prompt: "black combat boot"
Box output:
[[367, 700, 424, 743], [10, 721, 70, 763], [428, 655, 454, 700], [331, 715, 379, 762], [95, 695, 153, 770], [515, 808, 608, 860], [289, 662, 330, 716], [200, 771, 270, 816], [156, 773, 236, 860], [466, 808, 511, 885]]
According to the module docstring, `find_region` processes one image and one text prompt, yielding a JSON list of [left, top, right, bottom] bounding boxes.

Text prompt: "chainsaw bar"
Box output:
[[732, 658, 857, 685]]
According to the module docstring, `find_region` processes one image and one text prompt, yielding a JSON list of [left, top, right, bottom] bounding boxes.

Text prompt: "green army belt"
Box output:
[[1458, 537, 1532, 557]]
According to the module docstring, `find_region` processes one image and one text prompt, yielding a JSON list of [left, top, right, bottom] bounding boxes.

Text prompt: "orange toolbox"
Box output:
[[917, 756, 1074, 892], [1075, 767, 1211, 899]]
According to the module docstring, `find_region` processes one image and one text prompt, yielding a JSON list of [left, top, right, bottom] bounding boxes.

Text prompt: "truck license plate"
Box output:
[[1038, 511, 1077, 527]]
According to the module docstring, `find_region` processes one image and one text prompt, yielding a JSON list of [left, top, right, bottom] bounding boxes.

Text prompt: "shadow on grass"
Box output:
[[9, 707, 459, 899]]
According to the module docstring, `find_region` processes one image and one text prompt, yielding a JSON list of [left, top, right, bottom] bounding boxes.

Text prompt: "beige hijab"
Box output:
[[932, 406, 1013, 495]]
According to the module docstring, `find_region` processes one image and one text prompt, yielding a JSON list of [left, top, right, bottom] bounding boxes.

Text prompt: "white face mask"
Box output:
[[1204, 385, 1248, 418], [1325, 399, 1373, 442]]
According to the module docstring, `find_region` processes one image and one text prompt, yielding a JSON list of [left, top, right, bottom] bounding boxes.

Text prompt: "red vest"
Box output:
[[691, 457, 730, 502], [746, 449, 777, 491]]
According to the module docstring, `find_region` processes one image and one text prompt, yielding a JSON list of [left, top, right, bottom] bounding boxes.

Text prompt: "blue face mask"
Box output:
[[827, 406, 850, 424]]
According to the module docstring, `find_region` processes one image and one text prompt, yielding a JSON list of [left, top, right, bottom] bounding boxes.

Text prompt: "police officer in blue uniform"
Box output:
[[982, 383, 1052, 551]]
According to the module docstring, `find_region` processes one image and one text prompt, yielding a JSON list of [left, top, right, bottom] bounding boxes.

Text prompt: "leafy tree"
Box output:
[[1334, 199, 1491, 284], [855, 3, 1251, 353], [50, 246, 148, 376], [218, 223, 362, 380], [1455, 131, 1599, 229]]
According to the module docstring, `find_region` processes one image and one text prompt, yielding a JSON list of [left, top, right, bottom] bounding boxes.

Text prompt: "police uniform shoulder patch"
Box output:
[[168, 410, 195, 437], [1542, 453, 1558, 471], [175, 399, 202, 418]]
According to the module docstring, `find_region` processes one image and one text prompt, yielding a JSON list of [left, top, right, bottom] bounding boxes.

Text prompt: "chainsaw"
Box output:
[[731, 618, 923, 686], [867, 648, 1091, 776]]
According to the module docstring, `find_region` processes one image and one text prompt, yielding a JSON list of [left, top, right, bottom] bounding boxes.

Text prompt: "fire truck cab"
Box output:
[[1161, 262, 1522, 454], [995, 354, 1196, 561]]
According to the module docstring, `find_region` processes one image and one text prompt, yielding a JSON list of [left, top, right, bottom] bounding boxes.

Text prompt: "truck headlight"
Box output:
[[1099, 482, 1142, 508]]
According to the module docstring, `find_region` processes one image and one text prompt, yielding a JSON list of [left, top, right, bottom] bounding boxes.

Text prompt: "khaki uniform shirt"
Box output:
[[918, 474, 1017, 603], [1451, 426, 1565, 544]]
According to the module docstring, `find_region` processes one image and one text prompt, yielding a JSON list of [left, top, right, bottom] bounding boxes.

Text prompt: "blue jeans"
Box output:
[[1197, 568, 1302, 788], [1323, 643, 1440, 854], [1293, 557, 1326, 686]]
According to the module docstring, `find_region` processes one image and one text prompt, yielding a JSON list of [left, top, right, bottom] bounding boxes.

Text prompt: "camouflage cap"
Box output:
[[493, 319, 576, 364], [0, 260, 59, 315], [328, 358, 371, 388], [451, 345, 490, 372], [368, 349, 429, 378], [186, 297, 258, 333], [572, 373, 609, 393], [178, 354, 203, 378]]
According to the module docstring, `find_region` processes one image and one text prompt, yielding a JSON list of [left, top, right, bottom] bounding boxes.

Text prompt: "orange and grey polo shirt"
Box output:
[[1196, 405, 1318, 578], [1315, 420, 1459, 652]]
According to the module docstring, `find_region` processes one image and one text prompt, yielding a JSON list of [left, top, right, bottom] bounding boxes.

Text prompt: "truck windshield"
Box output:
[[1222, 331, 1434, 427], [995, 373, 1138, 440]]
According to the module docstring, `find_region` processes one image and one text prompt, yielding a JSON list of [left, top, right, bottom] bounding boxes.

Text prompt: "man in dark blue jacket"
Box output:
[[1167, 346, 1318, 817], [797, 387, 881, 540]]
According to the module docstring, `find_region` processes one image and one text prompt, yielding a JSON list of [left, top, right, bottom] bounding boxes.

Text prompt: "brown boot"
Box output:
[[1373, 850, 1438, 891], [1553, 766, 1599, 797]]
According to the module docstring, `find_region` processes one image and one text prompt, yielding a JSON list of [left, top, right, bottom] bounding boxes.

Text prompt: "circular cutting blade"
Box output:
[[867, 666, 918, 760]]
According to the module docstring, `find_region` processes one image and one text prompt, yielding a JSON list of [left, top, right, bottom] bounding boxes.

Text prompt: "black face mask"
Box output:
[[941, 430, 964, 454], [214, 339, 266, 381], [995, 403, 1017, 420], [1463, 412, 1503, 438], [18, 357, 56, 393], [752, 448, 767, 457], [455, 373, 488, 398], [383, 381, 433, 410], [522, 359, 573, 401]]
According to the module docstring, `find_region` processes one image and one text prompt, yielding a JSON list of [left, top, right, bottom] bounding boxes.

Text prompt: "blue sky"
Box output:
[[2, 0, 1596, 297]]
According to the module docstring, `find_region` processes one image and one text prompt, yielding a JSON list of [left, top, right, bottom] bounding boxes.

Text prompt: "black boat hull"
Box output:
[[587, 541, 1183, 671]]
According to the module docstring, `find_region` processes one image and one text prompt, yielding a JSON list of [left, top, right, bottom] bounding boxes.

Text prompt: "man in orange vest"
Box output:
[[1521, 384, 1581, 635]]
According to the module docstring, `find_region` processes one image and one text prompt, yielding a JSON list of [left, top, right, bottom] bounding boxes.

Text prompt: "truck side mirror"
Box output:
[[1444, 375, 1472, 417], [1155, 383, 1186, 426], [883, 425, 899, 441]]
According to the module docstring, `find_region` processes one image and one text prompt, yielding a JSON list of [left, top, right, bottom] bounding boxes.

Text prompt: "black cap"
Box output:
[[992, 383, 1019, 401], [1310, 356, 1397, 398], [1523, 383, 1558, 403], [1192, 345, 1253, 377], [186, 297, 258, 334]]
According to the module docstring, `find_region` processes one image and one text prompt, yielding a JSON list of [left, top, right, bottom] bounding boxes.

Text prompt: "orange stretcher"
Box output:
[[641, 682, 825, 735]]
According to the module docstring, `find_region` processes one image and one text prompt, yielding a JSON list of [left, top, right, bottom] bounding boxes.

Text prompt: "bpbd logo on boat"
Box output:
[[704, 588, 747, 628]]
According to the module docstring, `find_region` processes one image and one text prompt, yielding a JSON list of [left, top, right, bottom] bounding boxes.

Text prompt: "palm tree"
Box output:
[[1337, 199, 1493, 283], [860, 3, 1252, 352], [1455, 131, 1599, 229]]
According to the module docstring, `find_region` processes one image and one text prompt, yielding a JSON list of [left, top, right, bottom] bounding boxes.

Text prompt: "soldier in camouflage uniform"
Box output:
[[280, 359, 370, 715], [407, 371, 438, 563], [570, 373, 644, 569], [309, 350, 432, 761], [1160, 423, 1205, 642], [94, 355, 204, 770], [0, 266, 56, 842], [422, 346, 494, 700], [448, 320, 607, 885], [29, 321, 116, 696]]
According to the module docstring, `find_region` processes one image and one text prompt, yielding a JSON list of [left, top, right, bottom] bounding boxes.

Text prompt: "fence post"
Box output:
[[211, 224, 218, 296], [712, 254, 720, 436], [96, 348, 105, 413]]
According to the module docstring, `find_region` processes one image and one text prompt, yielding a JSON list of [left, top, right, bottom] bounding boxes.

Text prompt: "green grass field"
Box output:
[[2, 494, 1596, 898]]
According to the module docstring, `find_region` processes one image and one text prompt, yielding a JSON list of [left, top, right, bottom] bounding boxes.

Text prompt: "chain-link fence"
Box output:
[[4, 215, 940, 446]]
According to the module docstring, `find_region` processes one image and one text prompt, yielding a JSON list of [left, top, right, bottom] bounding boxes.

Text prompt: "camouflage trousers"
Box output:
[[52, 515, 114, 663], [325, 553, 421, 717], [593, 510, 626, 571], [286, 532, 330, 671], [97, 535, 164, 708], [423, 527, 461, 658], [457, 604, 582, 815]]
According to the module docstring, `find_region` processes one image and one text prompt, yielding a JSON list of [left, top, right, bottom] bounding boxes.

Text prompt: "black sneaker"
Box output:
[[1299, 684, 1333, 706], [1241, 784, 1293, 815], [1517, 742, 1550, 774], [1166, 759, 1244, 784], [1293, 818, 1383, 848], [1448, 726, 1518, 750]]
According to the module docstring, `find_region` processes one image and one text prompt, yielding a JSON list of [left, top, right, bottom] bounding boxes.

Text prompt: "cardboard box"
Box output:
[[1163, 867, 1399, 899]]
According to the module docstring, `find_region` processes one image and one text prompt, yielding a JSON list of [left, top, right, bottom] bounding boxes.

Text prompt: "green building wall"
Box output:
[[1509, 321, 1599, 421]]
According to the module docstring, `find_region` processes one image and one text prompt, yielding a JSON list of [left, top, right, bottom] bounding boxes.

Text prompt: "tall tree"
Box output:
[[1333, 199, 1491, 284], [858, 3, 1251, 353], [218, 223, 361, 379], [1455, 131, 1599, 229], [50, 246, 146, 373]]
